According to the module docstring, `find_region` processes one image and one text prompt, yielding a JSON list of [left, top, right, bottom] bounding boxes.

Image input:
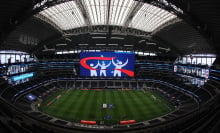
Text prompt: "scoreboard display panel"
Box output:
[[80, 52, 135, 77]]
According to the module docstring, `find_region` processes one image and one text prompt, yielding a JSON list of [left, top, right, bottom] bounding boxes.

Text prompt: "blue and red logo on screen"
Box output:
[[80, 52, 135, 77]]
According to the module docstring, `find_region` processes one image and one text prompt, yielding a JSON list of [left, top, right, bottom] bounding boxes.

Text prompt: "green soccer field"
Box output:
[[39, 90, 175, 125]]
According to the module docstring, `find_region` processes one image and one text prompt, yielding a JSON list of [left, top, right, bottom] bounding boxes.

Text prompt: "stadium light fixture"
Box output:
[[62, 51, 69, 54], [186, 54, 216, 58], [92, 37, 107, 39], [134, 51, 157, 56], [96, 44, 106, 46], [146, 42, 156, 45], [78, 44, 88, 46], [108, 44, 118, 46], [138, 40, 145, 43], [111, 37, 124, 39], [141, 52, 157, 56], [65, 38, 72, 42], [56, 51, 62, 54], [158, 47, 170, 52], [124, 45, 133, 47], [56, 44, 67, 46], [90, 32, 107, 35], [0, 50, 28, 54]]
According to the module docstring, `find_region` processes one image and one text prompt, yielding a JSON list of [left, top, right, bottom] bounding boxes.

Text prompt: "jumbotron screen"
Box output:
[[80, 52, 135, 77]]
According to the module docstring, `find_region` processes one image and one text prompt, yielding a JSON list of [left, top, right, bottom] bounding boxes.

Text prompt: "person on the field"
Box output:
[[90, 63, 99, 76], [112, 58, 128, 77], [98, 60, 111, 76]]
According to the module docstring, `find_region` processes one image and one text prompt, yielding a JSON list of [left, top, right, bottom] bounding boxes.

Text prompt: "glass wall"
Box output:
[[0, 50, 38, 86], [174, 54, 216, 67], [174, 54, 216, 87], [0, 50, 36, 64]]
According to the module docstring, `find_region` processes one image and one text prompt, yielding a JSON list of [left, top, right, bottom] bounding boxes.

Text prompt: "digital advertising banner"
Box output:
[[80, 52, 135, 77]]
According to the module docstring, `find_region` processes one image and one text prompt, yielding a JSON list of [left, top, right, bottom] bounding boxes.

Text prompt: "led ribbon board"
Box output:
[[11, 72, 35, 81], [80, 52, 135, 77]]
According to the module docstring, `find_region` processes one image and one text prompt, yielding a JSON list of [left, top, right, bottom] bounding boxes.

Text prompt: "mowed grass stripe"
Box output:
[[81, 91, 97, 120], [143, 91, 169, 114], [137, 91, 155, 116], [122, 91, 139, 120], [110, 90, 122, 121], [127, 91, 148, 121], [118, 91, 135, 120], [151, 91, 175, 112], [105, 91, 111, 117], [45, 90, 72, 114], [54, 90, 74, 112], [46, 90, 76, 120], [113, 91, 127, 120], [136, 91, 167, 120], [40, 90, 63, 111], [57, 91, 75, 119], [134, 91, 158, 120], [60, 90, 82, 121], [41, 90, 174, 125], [72, 91, 89, 121], [101, 91, 107, 119], [104, 91, 119, 125], [135, 91, 159, 119], [95, 91, 103, 121]]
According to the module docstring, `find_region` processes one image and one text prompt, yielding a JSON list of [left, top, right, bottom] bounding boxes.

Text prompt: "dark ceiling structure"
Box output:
[[0, 1, 220, 132], [0, 0, 220, 57]]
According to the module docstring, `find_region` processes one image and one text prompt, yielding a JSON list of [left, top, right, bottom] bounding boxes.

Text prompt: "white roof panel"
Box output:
[[109, 0, 136, 25], [37, 0, 177, 32], [83, 0, 108, 25], [129, 3, 177, 32], [39, 1, 85, 30]]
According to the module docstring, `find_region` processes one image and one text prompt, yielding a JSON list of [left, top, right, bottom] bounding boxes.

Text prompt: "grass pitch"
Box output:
[[39, 90, 174, 125]]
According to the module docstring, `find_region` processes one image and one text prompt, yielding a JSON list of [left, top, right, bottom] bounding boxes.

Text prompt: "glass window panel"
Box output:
[[26, 55, 30, 62], [39, 1, 85, 30], [6, 54, 11, 64], [36, 0, 178, 32], [201, 58, 207, 65], [21, 55, 26, 62], [0, 54, 6, 64], [83, 0, 107, 25], [182, 57, 187, 64], [16, 55, 20, 62], [129, 3, 177, 32], [206, 58, 212, 66], [176, 54, 216, 67], [109, 0, 135, 25], [10, 55, 15, 63]]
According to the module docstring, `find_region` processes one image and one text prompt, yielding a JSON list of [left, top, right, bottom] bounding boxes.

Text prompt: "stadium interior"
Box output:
[[0, 0, 220, 133]]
